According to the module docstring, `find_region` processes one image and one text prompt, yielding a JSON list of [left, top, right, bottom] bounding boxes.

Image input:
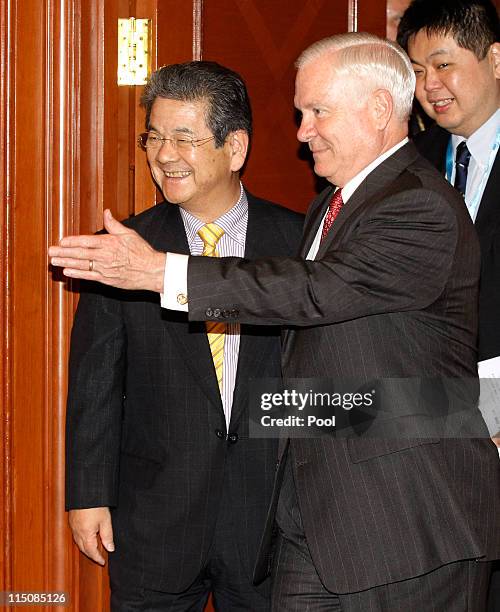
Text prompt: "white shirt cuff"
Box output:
[[160, 252, 189, 311]]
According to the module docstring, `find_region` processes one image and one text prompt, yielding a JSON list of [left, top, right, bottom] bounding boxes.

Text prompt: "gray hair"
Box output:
[[140, 61, 252, 148], [296, 32, 415, 122]]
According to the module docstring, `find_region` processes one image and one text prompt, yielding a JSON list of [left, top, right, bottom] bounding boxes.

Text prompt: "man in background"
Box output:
[[398, 0, 500, 374], [386, 0, 410, 41], [50, 34, 500, 611], [398, 1, 500, 608], [63, 61, 303, 611], [387, 0, 431, 135]]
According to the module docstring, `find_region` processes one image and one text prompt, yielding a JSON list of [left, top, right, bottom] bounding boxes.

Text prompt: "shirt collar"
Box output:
[[451, 109, 500, 169], [179, 182, 248, 249], [341, 138, 409, 203]]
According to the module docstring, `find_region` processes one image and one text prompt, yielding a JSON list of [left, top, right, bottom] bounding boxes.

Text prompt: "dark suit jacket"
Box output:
[[187, 143, 500, 594], [65, 193, 303, 592], [415, 124, 500, 361]]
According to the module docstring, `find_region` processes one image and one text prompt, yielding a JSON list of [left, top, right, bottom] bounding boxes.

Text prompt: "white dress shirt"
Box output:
[[449, 109, 500, 222]]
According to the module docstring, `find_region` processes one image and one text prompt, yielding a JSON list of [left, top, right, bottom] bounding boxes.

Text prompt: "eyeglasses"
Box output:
[[138, 132, 215, 151]]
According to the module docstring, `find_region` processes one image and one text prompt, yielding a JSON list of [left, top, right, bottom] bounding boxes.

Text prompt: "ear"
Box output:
[[371, 89, 393, 130], [489, 42, 500, 78], [227, 130, 249, 172]]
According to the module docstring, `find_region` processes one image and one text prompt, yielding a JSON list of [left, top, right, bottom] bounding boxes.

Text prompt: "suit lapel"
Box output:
[[299, 189, 332, 257], [474, 150, 500, 253], [147, 202, 189, 253], [149, 204, 223, 412], [315, 142, 420, 258]]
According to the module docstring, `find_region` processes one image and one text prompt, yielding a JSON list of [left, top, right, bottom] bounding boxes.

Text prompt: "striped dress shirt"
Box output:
[[179, 185, 248, 429]]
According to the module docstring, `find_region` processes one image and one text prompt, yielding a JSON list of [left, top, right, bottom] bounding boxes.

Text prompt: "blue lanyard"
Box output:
[[445, 138, 454, 184], [445, 128, 500, 218]]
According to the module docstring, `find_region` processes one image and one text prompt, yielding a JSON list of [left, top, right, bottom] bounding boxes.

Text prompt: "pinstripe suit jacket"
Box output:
[[65, 193, 303, 592], [187, 143, 500, 594]]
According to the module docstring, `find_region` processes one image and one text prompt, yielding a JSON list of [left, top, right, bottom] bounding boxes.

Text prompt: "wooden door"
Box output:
[[0, 2, 386, 611]]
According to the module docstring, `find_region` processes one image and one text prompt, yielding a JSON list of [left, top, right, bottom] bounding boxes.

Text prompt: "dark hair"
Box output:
[[140, 61, 252, 147], [397, 0, 500, 60]]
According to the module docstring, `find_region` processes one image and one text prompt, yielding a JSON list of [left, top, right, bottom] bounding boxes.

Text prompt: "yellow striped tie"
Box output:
[[198, 223, 225, 392]]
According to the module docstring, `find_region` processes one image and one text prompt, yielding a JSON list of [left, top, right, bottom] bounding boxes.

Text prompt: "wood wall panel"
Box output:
[[156, 0, 197, 65], [79, 0, 158, 228], [0, 0, 77, 606], [46, 0, 78, 600], [358, 0, 386, 36], [12, 0, 54, 592], [78, 0, 103, 235], [202, 0, 386, 213], [0, 0, 13, 595], [74, 0, 111, 607], [134, 0, 158, 214]]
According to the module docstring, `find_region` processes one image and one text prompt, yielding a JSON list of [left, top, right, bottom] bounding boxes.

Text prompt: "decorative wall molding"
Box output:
[[348, 0, 358, 31], [0, 0, 80, 602], [193, 0, 203, 61], [0, 0, 13, 595]]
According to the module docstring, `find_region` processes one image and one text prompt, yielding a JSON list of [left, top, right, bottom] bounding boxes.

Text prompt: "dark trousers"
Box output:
[[111, 553, 269, 612], [272, 453, 492, 612], [487, 561, 500, 612], [110, 487, 270, 612]]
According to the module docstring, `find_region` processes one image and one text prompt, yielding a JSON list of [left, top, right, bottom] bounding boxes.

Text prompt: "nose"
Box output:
[[154, 139, 180, 163], [423, 69, 441, 93], [297, 113, 317, 143]]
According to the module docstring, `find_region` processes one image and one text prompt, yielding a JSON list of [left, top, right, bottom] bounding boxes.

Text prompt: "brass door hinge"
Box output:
[[117, 18, 150, 85]]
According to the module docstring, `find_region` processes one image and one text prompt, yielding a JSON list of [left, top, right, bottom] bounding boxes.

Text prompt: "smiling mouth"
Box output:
[[163, 170, 191, 178], [430, 98, 454, 110]]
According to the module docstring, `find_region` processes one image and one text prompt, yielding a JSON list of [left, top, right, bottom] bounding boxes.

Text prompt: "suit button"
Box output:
[[213, 308, 221, 317], [231, 309, 239, 317], [228, 433, 238, 444], [222, 309, 230, 318], [206, 308, 213, 317], [215, 429, 225, 439]]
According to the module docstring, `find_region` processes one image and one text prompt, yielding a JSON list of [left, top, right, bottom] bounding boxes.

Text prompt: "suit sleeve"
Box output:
[[65, 283, 126, 510], [187, 189, 457, 326]]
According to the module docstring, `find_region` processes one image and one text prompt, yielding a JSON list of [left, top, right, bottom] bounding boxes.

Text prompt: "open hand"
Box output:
[[49, 209, 166, 292]]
